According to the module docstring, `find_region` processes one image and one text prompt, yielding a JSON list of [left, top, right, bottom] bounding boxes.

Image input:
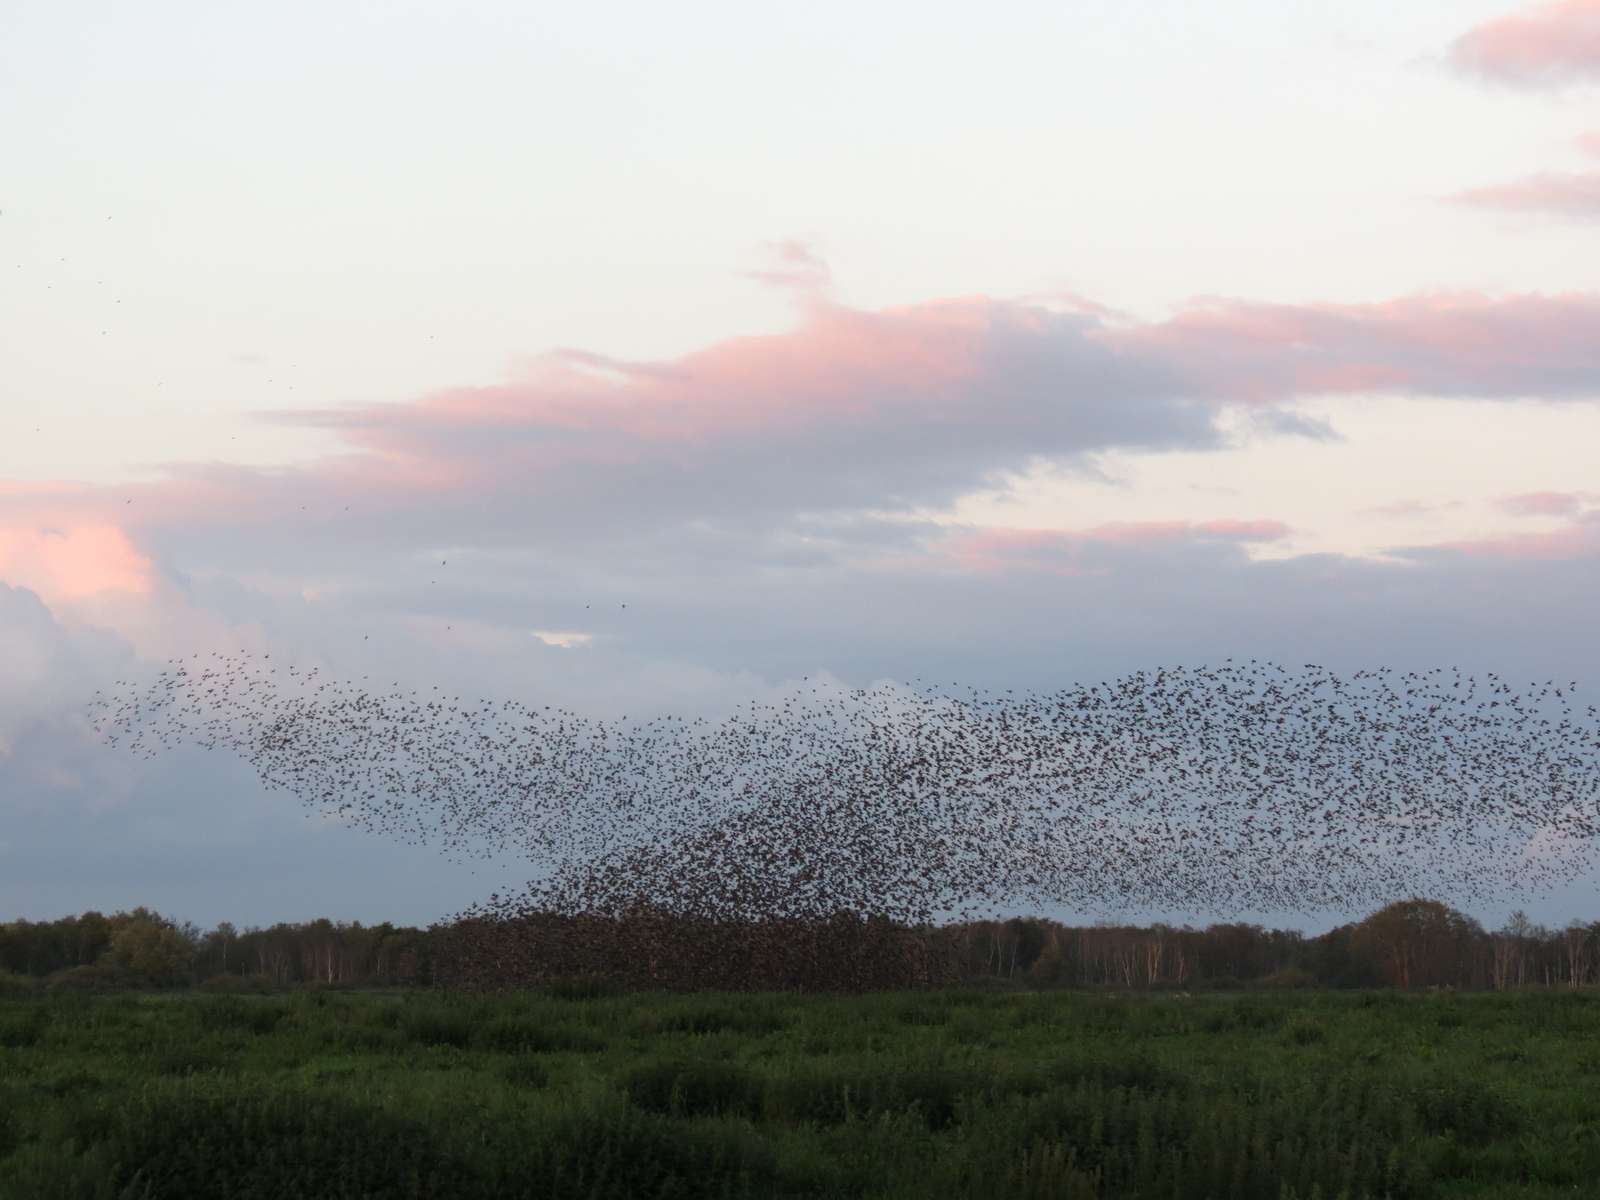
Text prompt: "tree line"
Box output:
[[0, 908, 433, 990], [3, 899, 1599, 992], [954, 900, 1598, 992]]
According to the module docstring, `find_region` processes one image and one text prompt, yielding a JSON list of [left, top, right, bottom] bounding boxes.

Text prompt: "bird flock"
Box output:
[[90, 654, 1600, 930]]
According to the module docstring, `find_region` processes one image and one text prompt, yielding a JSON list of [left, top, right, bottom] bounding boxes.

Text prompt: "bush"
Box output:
[[500, 1056, 550, 1088], [153, 1043, 231, 1076], [197, 973, 275, 995], [658, 1003, 785, 1036], [44, 963, 141, 993], [195, 998, 288, 1036], [0, 1093, 17, 1159], [472, 1016, 605, 1054], [0, 1007, 46, 1049], [1285, 1018, 1326, 1045], [764, 1064, 984, 1129], [63, 1084, 470, 1198], [1409, 1075, 1523, 1139], [1200, 999, 1288, 1034], [316, 1024, 399, 1052], [623, 1058, 764, 1119], [1047, 1055, 1187, 1096], [0, 970, 40, 998], [542, 976, 624, 1001], [531, 1105, 781, 1198], [400, 1008, 473, 1047], [1255, 966, 1317, 990], [893, 1000, 951, 1027]]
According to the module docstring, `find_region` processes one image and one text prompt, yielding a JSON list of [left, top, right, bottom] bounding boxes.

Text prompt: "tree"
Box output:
[[214, 921, 237, 974], [106, 912, 193, 985], [1353, 899, 1481, 989]]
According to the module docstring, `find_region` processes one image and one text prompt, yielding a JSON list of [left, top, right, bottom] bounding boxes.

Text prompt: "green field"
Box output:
[[3, 986, 1599, 1198]]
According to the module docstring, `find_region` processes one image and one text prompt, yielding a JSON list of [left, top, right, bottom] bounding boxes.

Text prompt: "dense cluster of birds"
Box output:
[[92, 655, 1600, 926]]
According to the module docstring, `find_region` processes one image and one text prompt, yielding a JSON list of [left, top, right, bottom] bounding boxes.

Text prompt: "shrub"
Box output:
[[1255, 966, 1316, 990], [153, 1044, 230, 1076], [500, 1056, 550, 1088], [195, 998, 287, 1036], [44, 963, 141, 994], [1285, 1018, 1326, 1045], [893, 1000, 951, 1027], [659, 1003, 785, 1036], [542, 976, 623, 1001], [0, 1007, 46, 1049], [197, 973, 275, 995], [1201, 999, 1288, 1033], [1006, 1141, 1103, 1200], [473, 1017, 604, 1053], [37, 1069, 104, 1099], [0, 970, 40, 998], [1047, 1055, 1187, 1096], [0, 1087, 19, 1158], [1408, 1075, 1523, 1140], [400, 1008, 473, 1047], [67, 1085, 471, 1198], [316, 1024, 398, 1052], [622, 1058, 763, 1119], [764, 1064, 984, 1129], [529, 1105, 781, 1199]]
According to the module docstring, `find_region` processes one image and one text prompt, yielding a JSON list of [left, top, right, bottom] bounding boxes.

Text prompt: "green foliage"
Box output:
[[4, 987, 1600, 1198], [66, 1085, 468, 1197], [1256, 966, 1317, 989], [194, 997, 288, 1036], [196, 973, 276, 995], [525, 1105, 783, 1198], [472, 1015, 604, 1054], [542, 975, 625, 1001], [0, 970, 39, 998], [0, 1005, 45, 1048], [1405, 1074, 1523, 1140], [657, 1001, 787, 1037], [399, 1006, 473, 1048], [499, 1056, 550, 1088], [624, 1059, 765, 1119], [44, 963, 143, 994]]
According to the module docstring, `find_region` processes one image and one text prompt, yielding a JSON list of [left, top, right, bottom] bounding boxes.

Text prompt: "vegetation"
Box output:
[[0, 909, 433, 991], [4, 985, 1600, 1197], [7, 900, 1600, 993]]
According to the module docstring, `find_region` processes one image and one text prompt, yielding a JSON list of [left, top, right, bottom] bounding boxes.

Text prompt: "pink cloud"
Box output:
[[5, 287, 1600, 582], [301, 300, 996, 453], [1108, 291, 1600, 403], [744, 239, 834, 292], [1083, 518, 1291, 544], [1401, 505, 1600, 561], [1450, 0, 1600, 88], [0, 524, 154, 601], [1452, 170, 1600, 218], [1429, 524, 1597, 561], [253, 294, 1213, 534], [301, 289, 1600, 496], [1579, 130, 1600, 158], [1498, 490, 1591, 516]]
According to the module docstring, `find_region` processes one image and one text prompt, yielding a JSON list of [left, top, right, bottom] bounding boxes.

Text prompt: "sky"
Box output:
[[3, 0, 1600, 932]]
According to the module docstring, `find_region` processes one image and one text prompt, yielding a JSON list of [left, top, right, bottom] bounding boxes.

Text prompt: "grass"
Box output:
[[2, 987, 1599, 1197]]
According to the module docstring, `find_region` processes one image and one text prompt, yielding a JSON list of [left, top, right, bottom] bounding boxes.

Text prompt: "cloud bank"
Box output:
[[1450, 0, 1600, 89]]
